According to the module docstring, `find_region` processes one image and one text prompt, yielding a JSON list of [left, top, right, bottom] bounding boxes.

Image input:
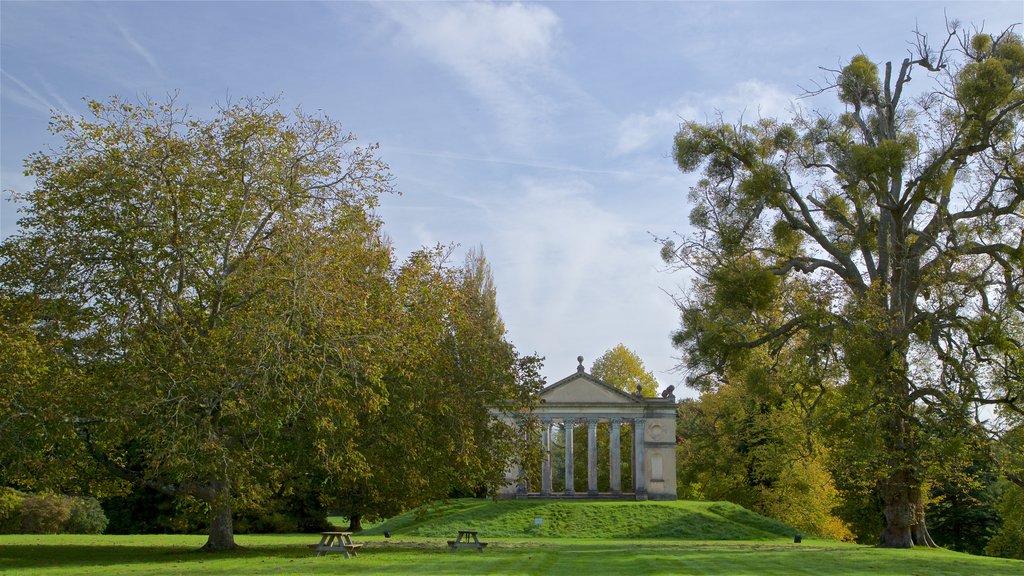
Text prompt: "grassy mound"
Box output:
[[361, 498, 797, 540]]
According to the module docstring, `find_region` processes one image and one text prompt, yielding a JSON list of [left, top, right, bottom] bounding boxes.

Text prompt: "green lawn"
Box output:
[[1, 533, 1022, 575], [3, 500, 1021, 575], [358, 499, 796, 539]]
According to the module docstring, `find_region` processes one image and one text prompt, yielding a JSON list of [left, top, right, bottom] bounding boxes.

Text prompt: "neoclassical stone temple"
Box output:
[[499, 357, 678, 500]]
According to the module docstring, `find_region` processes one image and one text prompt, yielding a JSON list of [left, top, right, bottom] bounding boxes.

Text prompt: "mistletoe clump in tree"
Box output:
[[665, 23, 1023, 548]]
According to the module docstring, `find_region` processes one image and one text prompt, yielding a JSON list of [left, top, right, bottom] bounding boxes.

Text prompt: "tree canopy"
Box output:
[[665, 22, 1023, 548], [0, 96, 540, 549], [591, 343, 659, 396]]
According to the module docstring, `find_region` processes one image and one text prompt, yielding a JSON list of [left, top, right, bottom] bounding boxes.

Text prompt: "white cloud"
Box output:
[[465, 176, 681, 388], [375, 2, 563, 151], [714, 80, 799, 120], [615, 102, 699, 157], [614, 80, 800, 157]]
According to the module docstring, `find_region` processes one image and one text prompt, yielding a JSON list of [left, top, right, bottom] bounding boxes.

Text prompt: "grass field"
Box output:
[[2, 499, 1021, 575], [3, 534, 1023, 575], [358, 499, 796, 540]]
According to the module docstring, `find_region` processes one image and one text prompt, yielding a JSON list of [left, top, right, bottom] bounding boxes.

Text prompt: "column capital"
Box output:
[[587, 419, 598, 431], [610, 416, 622, 425]]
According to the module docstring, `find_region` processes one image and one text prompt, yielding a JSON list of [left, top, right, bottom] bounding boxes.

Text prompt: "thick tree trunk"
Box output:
[[878, 465, 936, 548], [201, 486, 238, 551], [880, 496, 936, 547], [879, 470, 915, 548], [875, 344, 936, 548], [347, 513, 363, 532]]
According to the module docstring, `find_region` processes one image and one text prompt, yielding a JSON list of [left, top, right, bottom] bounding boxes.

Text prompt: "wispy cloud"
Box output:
[[385, 145, 654, 179], [374, 2, 563, 151], [0, 69, 75, 116], [102, 4, 163, 78]]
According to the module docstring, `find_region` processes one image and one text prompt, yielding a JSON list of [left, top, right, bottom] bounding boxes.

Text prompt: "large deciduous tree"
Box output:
[[1, 96, 395, 549], [0, 96, 542, 550], [328, 246, 542, 530], [664, 23, 1023, 547]]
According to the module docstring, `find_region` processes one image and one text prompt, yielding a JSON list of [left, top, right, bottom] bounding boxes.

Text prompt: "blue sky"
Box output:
[[2, 1, 1021, 391]]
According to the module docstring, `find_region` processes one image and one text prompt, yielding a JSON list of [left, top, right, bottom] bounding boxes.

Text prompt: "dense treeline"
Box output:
[[0, 97, 542, 549]]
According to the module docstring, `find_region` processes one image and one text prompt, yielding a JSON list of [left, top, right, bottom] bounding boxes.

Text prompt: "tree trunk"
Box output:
[[347, 513, 363, 532], [879, 470, 915, 548], [909, 485, 937, 547], [878, 467, 936, 548], [202, 489, 238, 551]]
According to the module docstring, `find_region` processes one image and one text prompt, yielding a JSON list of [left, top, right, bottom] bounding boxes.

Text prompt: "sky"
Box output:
[[1, 1, 1021, 393]]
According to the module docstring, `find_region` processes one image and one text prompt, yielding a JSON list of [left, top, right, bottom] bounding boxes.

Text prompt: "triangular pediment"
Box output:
[[540, 373, 640, 404]]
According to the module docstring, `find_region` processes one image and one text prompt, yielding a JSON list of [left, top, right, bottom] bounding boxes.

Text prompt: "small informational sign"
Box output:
[[534, 517, 543, 525]]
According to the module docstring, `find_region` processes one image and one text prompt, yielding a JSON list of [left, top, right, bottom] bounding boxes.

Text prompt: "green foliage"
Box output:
[[67, 497, 108, 534], [673, 124, 711, 172], [770, 219, 803, 256], [0, 488, 26, 533], [708, 257, 779, 313], [838, 54, 880, 106], [590, 343, 659, 396], [0, 96, 539, 550], [0, 490, 107, 535], [676, 375, 853, 541], [665, 21, 1024, 548], [958, 58, 1016, 115], [986, 483, 1024, 559], [325, 247, 542, 526]]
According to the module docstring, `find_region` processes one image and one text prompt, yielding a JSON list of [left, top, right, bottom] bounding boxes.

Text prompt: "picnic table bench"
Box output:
[[310, 531, 362, 558], [448, 529, 488, 552]]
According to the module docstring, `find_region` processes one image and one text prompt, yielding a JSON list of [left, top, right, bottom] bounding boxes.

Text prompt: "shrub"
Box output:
[[235, 511, 298, 534], [67, 496, 108, 534], [19, 493, 71, 534], [0, 488, 26, 533]]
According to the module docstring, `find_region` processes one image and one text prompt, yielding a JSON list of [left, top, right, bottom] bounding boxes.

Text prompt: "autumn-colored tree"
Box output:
[[327, 246, 542, 530], [591, 343, 659, 396], [0, 97, 548, 548], [1, 96, 388, 549], [673, 276, 853, 540]]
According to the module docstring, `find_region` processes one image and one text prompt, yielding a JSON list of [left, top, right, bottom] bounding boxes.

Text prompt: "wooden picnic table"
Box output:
[[311, 531, 362, 558], [448, 529, 488, 552]]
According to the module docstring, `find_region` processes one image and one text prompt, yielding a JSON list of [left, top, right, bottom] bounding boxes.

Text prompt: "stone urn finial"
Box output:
[[577, 355, 585, 373]]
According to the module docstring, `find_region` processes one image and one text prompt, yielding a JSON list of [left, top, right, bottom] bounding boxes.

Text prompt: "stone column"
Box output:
[[517, 418, 529, 495], [540, 418, 552, 496], [587, 419, 598, 496], [609, 417, 621, 495], [633, 417, 647, 498], [564, 418, 575, 496]]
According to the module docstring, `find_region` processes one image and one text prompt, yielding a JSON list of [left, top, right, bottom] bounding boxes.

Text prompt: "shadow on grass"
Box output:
[[0, 544, 308, 571]]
